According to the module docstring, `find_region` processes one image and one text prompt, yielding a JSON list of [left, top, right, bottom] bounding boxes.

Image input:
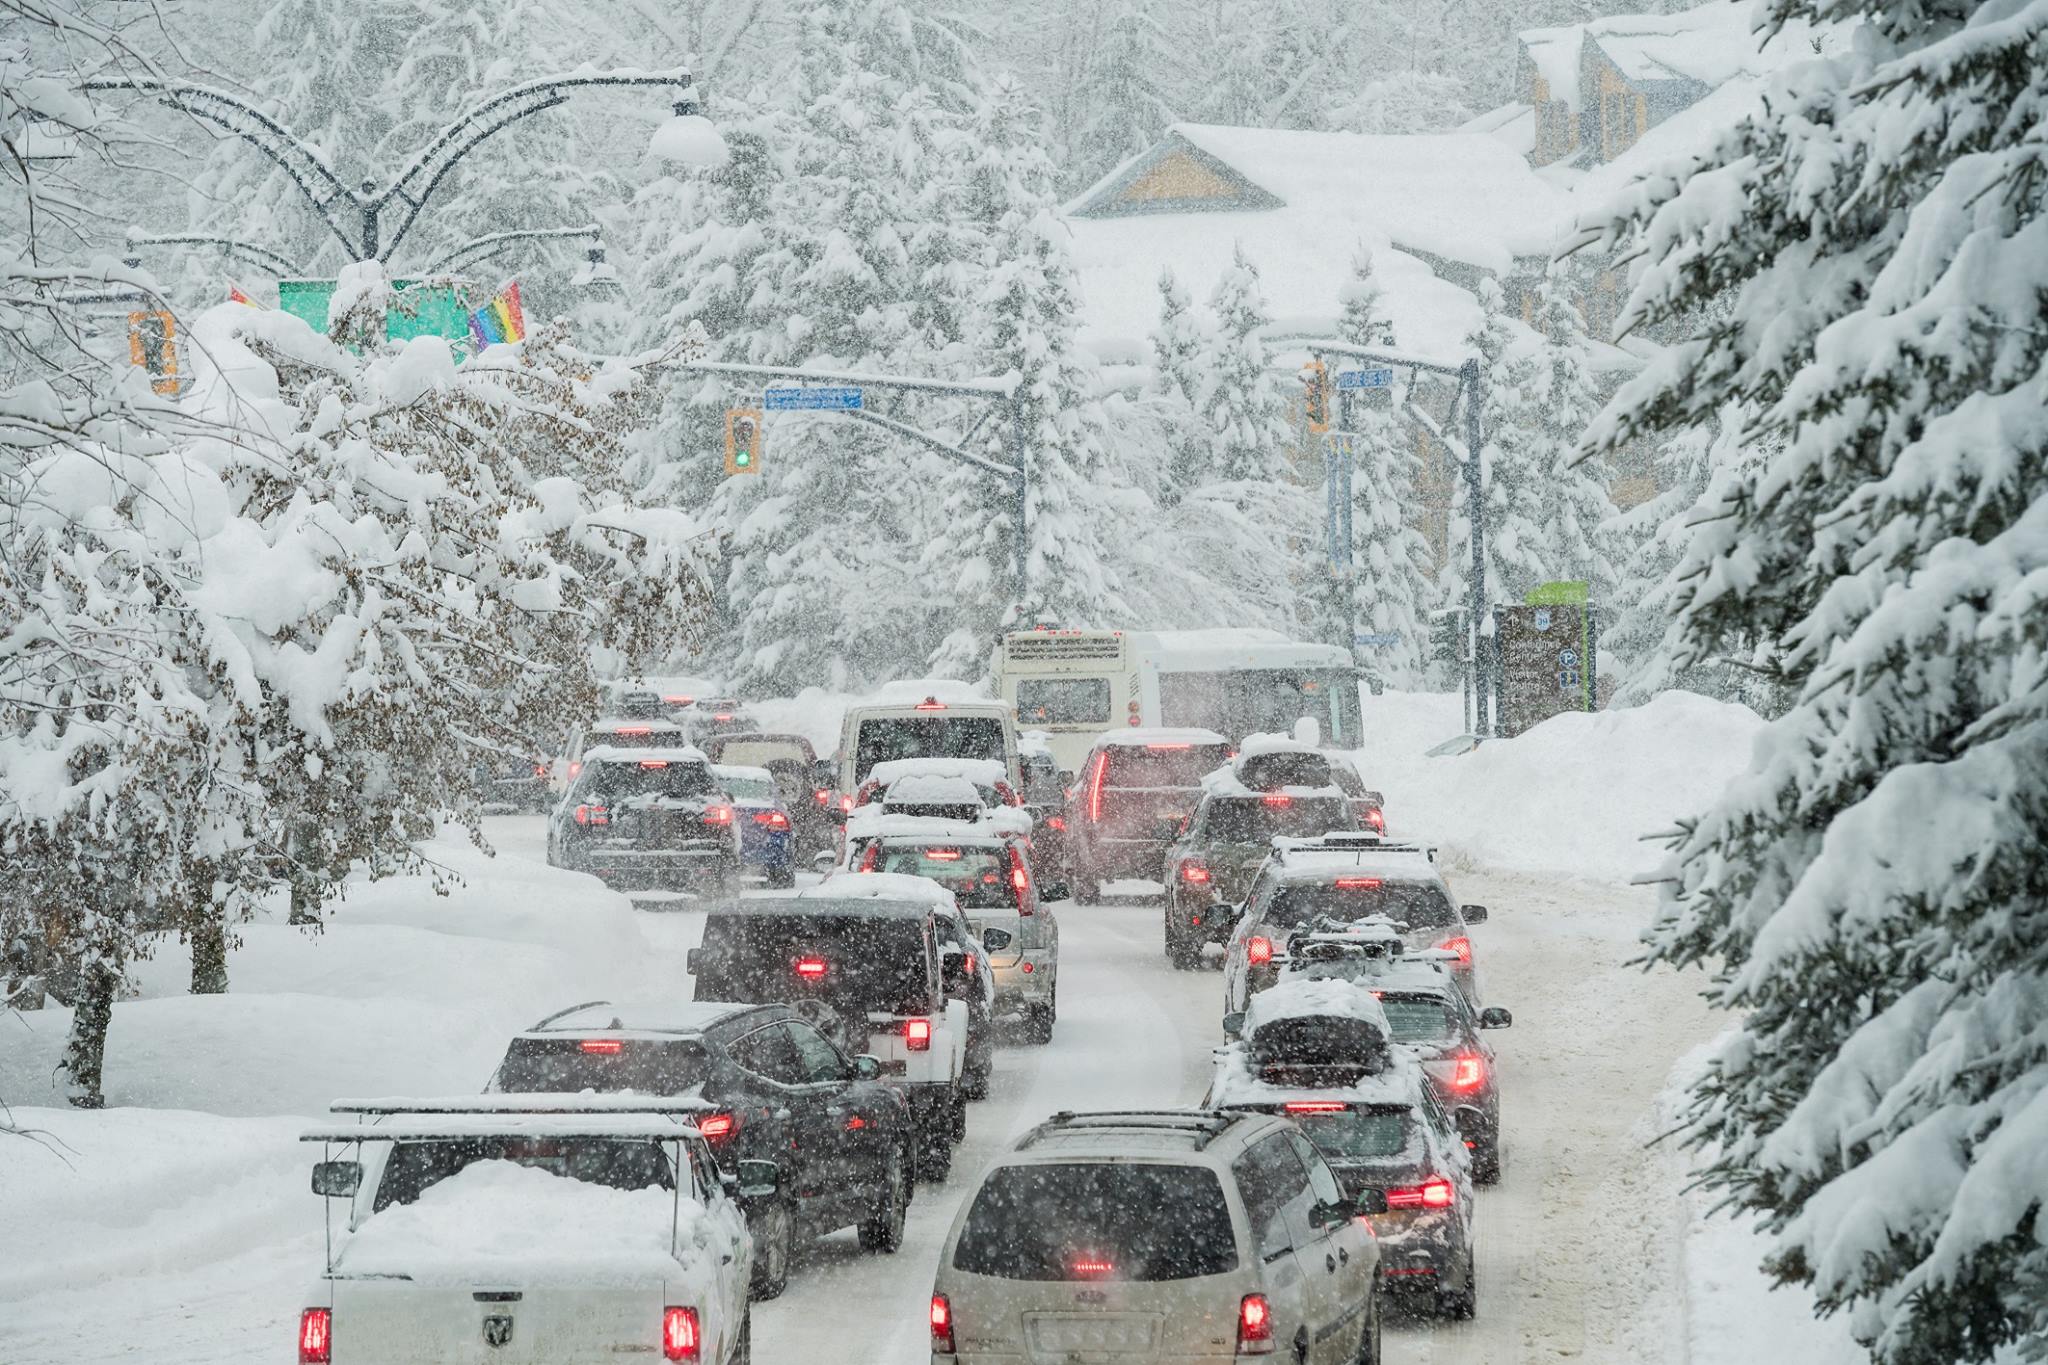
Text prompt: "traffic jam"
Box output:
[[299, 628, 1510, 1364]]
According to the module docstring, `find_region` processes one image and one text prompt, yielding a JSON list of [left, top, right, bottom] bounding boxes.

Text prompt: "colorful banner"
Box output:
[[468, 281, 525, 350]]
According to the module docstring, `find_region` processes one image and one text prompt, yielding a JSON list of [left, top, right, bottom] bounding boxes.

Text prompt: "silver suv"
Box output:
[[930, 1109, 1386, 1364]]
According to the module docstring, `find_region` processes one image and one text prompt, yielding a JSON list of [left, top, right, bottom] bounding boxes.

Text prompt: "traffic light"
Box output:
[[1302, 359, 1331, 434], [127, 310, 180, 396], [724, 408, 763, 476]]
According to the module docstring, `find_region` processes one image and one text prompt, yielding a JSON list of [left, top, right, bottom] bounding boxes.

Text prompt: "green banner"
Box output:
[[277, 278, 475, 346]]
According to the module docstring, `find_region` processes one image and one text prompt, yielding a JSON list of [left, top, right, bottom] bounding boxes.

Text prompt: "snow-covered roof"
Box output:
[[1128, 629, 1353, 674], [580, 744, 712, 766], [810, 871, 959, 907], [881, 774, 989, 806], [1199, 767, 1347, 802], [857, 678, 1001, 707], [1244, 976, 1392, 1037], [1271, 847, 1444, 886], [301, 1114, 707, 1143], [590, 717, 685, 735], [1207, 1036, 1426, 1111], [1063, 125, 1571, 361], [1098, 727, 1229, 748], [1520, 0, 1829, 111], [526, 1000, 759, 1035], [868, 756, 1009, 787], [846, 810, 1033, 843]]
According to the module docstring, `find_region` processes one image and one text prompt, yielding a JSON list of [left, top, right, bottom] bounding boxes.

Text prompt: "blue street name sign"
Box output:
[[764, 385, 863, 411], [1336, 367, 1394, 390]]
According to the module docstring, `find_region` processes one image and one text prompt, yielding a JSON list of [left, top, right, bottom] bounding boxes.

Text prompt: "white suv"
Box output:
[[930, 1109, 1386, 1364]]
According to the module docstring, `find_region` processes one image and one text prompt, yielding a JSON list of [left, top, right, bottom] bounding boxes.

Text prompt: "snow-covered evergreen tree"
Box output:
[[1066, 10, 1178, 193], [1150, 267, 1212, 503], [1197, 244, 1292, 485], [1584, 0, 2048, 1355], [1442, 278, 1551, 610], [1531, 267, 1617, 599]]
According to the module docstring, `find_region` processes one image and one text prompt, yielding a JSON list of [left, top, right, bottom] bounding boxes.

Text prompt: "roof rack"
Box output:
[[527, 999, 612, 1031], [1027, 1109, 1244, 1150], [1269, 833, 1436, 862]]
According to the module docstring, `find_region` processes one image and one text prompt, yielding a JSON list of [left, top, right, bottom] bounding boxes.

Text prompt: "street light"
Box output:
[[82, 68, 707, 264], [122, 228, 300, 279]]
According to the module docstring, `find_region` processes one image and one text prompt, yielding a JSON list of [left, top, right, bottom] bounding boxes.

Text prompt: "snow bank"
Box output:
[[1354, 689, 1764, 883]]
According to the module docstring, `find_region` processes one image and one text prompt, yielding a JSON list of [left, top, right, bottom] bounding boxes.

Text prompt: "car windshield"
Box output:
[[1263, 882, 1458, 931], [1016, 678, 1110, 726], [1201, 796, 1352, 842], [492, 1037, 712, 1095], [853, 716, 1005, 783], [873, 845, 1015, 909], [1103, 744, 1231, 788], [694, 909, 932, 1014], [712, 739, 810, 768], [372, 1139, 673, 1212], [582, 760, 715, 801], [952, 1162, 1238, 1281], [1379, 997, 1458, 1043], [1282, 1108, 1412, 1161]]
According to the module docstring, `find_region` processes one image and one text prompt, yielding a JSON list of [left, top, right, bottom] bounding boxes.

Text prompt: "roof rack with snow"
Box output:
[[1026, 1109, 1243, 1149]]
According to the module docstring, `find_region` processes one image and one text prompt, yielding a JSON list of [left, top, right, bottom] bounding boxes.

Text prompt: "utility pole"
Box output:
[[1461, 357, 1490, 737]]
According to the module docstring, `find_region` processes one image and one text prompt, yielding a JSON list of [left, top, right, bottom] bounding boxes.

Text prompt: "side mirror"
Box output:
[[1479, 1006, 1513, 1029], [733, 1158, 780, 1200], [686, 948, 700, 974], [1310, 1197, 1352, 1229], [828, 805, 848, 827], [1352, 1187, 1389, 1217], [1460, 903, 1488, 924], [1221, 1011, 1246, 1040], [811, 850, 837, 873], [1453, 1106, 1487, 1145], [851, 1054, 883, 1081], [1042, 881, 1071, 903], [982, 927, 1014, 953], [311, 1160, 362, 1199]]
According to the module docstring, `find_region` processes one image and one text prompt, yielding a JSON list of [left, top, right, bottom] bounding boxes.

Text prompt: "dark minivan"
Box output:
[[1066, 729, 1232, 901]]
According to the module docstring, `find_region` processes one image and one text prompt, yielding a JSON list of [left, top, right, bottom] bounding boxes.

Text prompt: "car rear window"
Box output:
[[952, 1162, 1238, 1281], [492, 1037, 712, 1095], [712, 739, 810, 768], [373, 1140, 672, 1212], [1282, 1108, 1412, 1161], [718, 773, 778, 800], [873, 846, 1015, 909], [1263, 882, 1457, 931], [583, 759, 714, 801], [1102, 745, 1231, 788], [1017, 678, 1111, 726], [594, 727, 689, 748], [1378, 998, 1457, 1043], [1201, 797, 1352, 842], [853, 716, 1006, 783], [695, 911, 931, 1015]]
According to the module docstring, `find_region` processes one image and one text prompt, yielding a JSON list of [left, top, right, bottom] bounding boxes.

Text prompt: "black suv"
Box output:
[[1067, 730, 1233, 901], [489, 998, 915, 1300], [689, 894, 972, 1180]]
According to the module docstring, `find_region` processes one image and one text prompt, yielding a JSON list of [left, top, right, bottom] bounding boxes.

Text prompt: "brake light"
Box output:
[[1385, 1175, 1455, 1210], [1334, 877, 1382, 890], [793, 956, 828, 979], [1438, 935, 1473, 967], [615, 726, 652, 737], [1237, 1292, 1274, 1354], [695, 1112, 737, 1141], [578, 1038, 623, 1054], [1451, 1054, 1485, 1090], [713, 713, 733, 722], [1145, 742, 1191, 751], [640, 760, 670, 769], [996, 781, 1022, 807], [704, 805, 735, 826], [1046, 815, 1066, 831], [1246, 935, 1273, 966], [1008, 846, 1033, 912], [664, 695, 693, 706], [753, 810, 791, 831], [814, 788, 833, 805], [298, 1307, 332, 1364], [532, 763, 547, 778], [573, 803, 609, 826], [662, 1305, 699, 1361], [1179, 861, 1212, 886], [915, 697, 948, 711], [1284, 1100, 1349, 1114], [1085, 750, 1109, 822], [923, 848, 963, 861], [930, 1293, 955, 1353], [1261, 793, 1292, 808], [569, 760, 582, 779], [840, 793, 855, 813], [903, 1018, 932, 1050], [1365, 807, 1385, 833], [1070, 1256, 1114, 1277]]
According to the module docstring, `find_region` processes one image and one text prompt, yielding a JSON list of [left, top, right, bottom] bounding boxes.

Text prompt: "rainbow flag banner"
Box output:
[[467, 281, 526, 349], [227, 282, 255, 306]]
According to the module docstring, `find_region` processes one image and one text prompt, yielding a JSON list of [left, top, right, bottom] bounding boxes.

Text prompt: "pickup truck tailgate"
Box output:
[[332, 1280, 669, 1364]]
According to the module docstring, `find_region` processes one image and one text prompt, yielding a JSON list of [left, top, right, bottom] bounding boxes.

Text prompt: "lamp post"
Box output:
[[82, 71, 723, 265], [122, 229, 301, 279]]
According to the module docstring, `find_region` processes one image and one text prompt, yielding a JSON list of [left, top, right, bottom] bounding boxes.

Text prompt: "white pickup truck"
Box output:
[[297, 1100, 763, 1364]]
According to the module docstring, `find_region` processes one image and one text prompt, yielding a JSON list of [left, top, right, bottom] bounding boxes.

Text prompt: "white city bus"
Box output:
[[995, 628, 1362, 774]]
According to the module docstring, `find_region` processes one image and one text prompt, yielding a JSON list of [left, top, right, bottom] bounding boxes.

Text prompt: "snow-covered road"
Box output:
[[0, 818, 1724, 1364]]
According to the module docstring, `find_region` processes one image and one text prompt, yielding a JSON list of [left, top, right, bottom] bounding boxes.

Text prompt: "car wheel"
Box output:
[[1025, 985, 1056, 1045], [1439, 1257, 1477, 1320], [747, 1199, 793, 1301], [919, 1128, 953, 1183], [1474, 1140, 1503, 1185], [857, 1146, 910, 1252], [952, 1087, 968, 1140], [1356, 1291, 1384, 1364], [962, 1047, 991, 1101], [730, 1305, 751, 1365]]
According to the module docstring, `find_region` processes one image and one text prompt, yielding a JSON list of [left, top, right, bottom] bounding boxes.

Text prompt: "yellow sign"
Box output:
[[127, 311, 179, 396]]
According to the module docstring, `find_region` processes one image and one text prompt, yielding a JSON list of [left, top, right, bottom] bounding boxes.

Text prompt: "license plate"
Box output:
[[1025, 1313, 1161, 1353]]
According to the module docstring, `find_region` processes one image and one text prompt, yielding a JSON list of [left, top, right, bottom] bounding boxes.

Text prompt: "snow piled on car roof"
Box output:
[[869, 757, 1009, 786], [1207, 1037, 1425, 1111], [808, 871, 959, 905], [1244, 977, 1392, 1036], [331, 1161, 720, 1287]]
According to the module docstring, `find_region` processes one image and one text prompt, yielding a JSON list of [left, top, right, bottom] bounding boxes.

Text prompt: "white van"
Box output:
[[835, 682, 1019, 796]]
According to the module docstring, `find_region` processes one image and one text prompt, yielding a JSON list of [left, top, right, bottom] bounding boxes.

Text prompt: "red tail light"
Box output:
[[1261, 793, 1292, 808], [903, 1018, 932, 1050], [662, 1305, 699, 1361], [930, 1293, 955, 1353], [532, 763, 547, 778], [695, 1112, 737, 1141], [1438, 935, 1473, 967], [615, 726, 652, 737], [814, 787, 833, 805], [298, 1307, 332, 1364], [1365, 807, 1386, 832], [1008, 846, 1034, 912], [858, 844, 880, 872], [664, 695, 694, 706], [639, 760, 671, 769], [568, 760, 583, 779], [1334, 877, 1382, 889], [1237, 1292, 1274, 1354], [840, 793, 855, 813], [1385, 1175, 1455, 1210], [995, 781, 1023, 807], [704, 805, 735, 826], [1070, 1256, 1114, 1277], [914, 697, 948, 711], [793, 956, 829, 979], [924, 848, 963, 861], [573, 803, 609, 826], [1179, 861, 1212, 886], [1283, 1100, 1349, 1114], [1145, 742, 1191, 751], [1450, 1054, 1485, 1090], [578, 1038, 623, 1055], [753, 810, 791, 831], [1045, 815, 1066, 831], [1085, 750, 1109, 822], [1246, 935, 1273, 966]]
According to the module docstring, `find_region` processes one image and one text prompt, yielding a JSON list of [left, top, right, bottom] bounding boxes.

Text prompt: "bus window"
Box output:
[[1015, 677, 1111, 726], [1158, 668, 1358, 745]]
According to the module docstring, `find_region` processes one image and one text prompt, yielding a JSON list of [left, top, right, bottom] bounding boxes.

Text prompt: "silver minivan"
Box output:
[[930, 1110, 1386, 1364]]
